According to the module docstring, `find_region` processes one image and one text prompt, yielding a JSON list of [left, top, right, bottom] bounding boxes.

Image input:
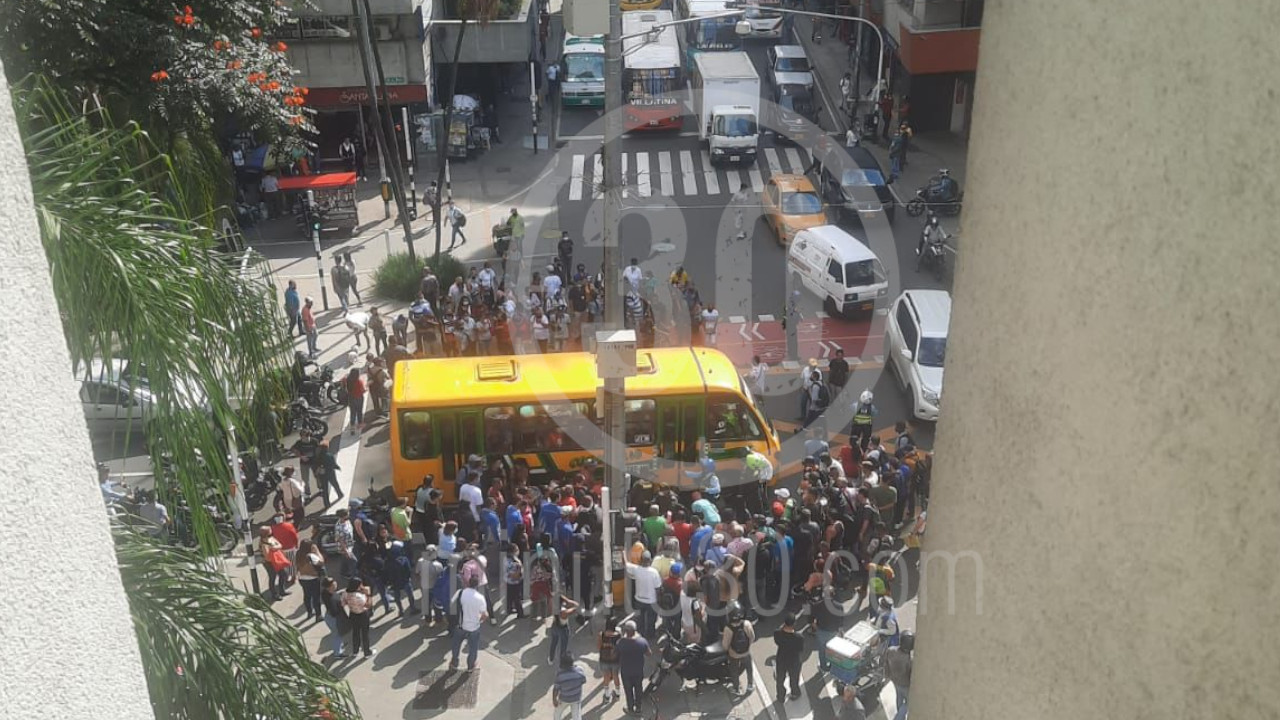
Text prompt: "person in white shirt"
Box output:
[[625, 551, 663, 639], [700, 304, 720, 346], [450, 576, 489, 671], [477, 262, 496, 290], [746, 355, 768, 398], [279, 467, 306, 521], [447, 201, 468, 250], [543, 265, 562, 298], [531, 307, 551, 353], [459, 477, 483, 521], [259, 172, 281, 218], [622, 258, 643, 295]]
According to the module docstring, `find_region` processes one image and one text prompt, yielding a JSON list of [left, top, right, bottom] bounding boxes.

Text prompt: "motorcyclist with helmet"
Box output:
[[923, 168, 960, 204], [916, 210, 947, 260], [851, 390, 878, 450]]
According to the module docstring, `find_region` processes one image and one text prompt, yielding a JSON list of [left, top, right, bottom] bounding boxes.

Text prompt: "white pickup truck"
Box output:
[[691, 51, 760, 166]]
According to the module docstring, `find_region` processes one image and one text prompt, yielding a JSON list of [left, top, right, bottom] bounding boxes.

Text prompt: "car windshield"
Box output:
[[714, 114, 757, 137], [565, 54, 604, 81], [918, 336, 947, 367], [841, 168, 885, 187], [781, 191, 822, 214], [776, 57, 810, 73], [844, 259, 885, 287], [779, 89, 813, 116]]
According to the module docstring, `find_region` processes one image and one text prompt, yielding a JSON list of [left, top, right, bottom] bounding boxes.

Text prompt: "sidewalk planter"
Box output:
[[429, 0, 537, 64]]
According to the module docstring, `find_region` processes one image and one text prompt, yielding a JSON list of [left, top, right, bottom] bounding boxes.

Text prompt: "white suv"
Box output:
[[885, 290, 951, 420]]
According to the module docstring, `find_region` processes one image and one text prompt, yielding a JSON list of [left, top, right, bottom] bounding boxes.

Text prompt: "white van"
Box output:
[[786, 225, 889, 317]]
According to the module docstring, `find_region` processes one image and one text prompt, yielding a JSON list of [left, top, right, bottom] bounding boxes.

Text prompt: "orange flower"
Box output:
[[226, 60, 243, 70], [290, 115, 305, 125], [300, 87, 309, 96], [183, 5, 193, 14], [275, 41, 288, 52], [250, 27, 262, 39], [267, 81, 280, 90], [183, 15, 194, 25], [150, 70, 170, 82], [174, 15, 184, 24]]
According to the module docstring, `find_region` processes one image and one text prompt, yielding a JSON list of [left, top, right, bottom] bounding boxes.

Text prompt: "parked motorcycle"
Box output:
[[288, 398, 329, 437], [171, 498, 240, 555], [298, 364, 346, 410], [645, 638, 737, 695]]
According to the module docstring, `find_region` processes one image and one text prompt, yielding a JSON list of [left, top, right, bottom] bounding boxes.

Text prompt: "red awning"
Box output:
[[276, 172, 358, 191]]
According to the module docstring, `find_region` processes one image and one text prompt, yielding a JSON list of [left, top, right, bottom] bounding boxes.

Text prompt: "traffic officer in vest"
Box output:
[[744, 448, 774, 511], [852, 390, 878, 450]]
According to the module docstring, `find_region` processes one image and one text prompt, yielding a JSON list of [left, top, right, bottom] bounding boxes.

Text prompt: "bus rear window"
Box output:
[[400, 410, 434, 459]]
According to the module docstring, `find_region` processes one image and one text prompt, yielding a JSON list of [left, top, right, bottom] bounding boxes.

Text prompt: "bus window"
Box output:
[[400, 410, 435, 459], [625, 399, 656, 446], [707, 397, 765, 441], [485, 406, 516, 454], [517, 403, 592, 452]]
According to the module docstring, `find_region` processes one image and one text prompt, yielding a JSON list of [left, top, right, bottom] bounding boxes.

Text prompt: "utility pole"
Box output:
[[401, 106, 418, 215], [359, 0, 418, 258], [352, 0, 392, 223], [306, 190, 330, 310], [599, 0, 626, 612]]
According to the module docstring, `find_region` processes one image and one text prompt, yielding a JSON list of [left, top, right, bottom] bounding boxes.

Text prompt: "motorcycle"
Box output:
[[905, 174, 964, 217], [917, 236, 949, 281], [298, 364, 345, 409], [171, 498, 241, 555], [645, 637, 737, 695], [492, 224, 512, 274], [287, 398, 329, 437], [245, 465, 281, 513]]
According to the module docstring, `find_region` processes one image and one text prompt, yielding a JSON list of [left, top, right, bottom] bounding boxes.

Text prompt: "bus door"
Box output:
[[656, 398, 704, 487], [436, 410, 484, 482]]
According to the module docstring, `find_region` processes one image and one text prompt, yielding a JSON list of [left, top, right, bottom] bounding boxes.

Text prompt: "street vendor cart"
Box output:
[[278, 172, 359, 233]]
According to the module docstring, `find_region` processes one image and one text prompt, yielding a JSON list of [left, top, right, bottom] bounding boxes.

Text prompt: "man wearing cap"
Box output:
[[616, 620, 651, 714], [625, 551, 663, 639], [874, 596, 901, 647]]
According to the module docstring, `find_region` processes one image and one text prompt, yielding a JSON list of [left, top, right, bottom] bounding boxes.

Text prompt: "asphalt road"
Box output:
[[550, 40, 944, 449]]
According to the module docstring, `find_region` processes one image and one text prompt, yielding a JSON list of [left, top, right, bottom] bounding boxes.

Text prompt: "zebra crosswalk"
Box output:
[[564, 145, 812, 203]]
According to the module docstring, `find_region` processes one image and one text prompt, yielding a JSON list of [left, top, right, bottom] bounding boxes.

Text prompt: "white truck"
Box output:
[[691, 51, 760, 166]]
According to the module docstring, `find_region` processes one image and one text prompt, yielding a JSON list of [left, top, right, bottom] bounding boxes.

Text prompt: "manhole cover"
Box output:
[[414, 669, 480, 710], [652, 242, 676, 253]]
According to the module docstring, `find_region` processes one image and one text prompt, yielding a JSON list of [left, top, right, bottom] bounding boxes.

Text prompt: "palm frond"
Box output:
[[115, 526, 361, 719]]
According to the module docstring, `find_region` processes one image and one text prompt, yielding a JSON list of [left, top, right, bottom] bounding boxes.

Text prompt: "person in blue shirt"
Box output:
[[283, 279, 302, 336], [504, 499, 524, 542], [479, 498, 503, 547], [690, 490, 721, 526], [537, 490, 564, 539], [704, 533, 728, 568], [689, 520, 714, 564]]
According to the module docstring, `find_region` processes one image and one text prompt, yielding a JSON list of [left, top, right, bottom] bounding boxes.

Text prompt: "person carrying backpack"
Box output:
[[721, 607, 756, 695], [805, 369, 829, 426]]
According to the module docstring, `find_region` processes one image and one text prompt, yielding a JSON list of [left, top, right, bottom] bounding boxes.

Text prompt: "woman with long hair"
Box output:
[[295, 539, 326, 622]]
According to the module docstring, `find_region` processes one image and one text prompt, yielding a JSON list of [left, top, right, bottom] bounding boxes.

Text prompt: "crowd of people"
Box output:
[[257, 413, 927, 715]]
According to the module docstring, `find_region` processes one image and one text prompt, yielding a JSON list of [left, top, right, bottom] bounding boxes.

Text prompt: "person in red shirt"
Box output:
[[840, 439, 861, 481], [670, 510, 694, 559], [270, 514, 300, 582]]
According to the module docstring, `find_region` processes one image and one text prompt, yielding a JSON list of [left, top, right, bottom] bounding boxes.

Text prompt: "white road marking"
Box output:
[[749, 165, 765, 192], [592, 154, 604, 199], [658, 151, 674, 197], [679, 150, 697, 195], [785, 147, 805, 173], [765, 147, 783, 175], [728, 315, 746, 324], [569, 154, 585, 201], [636, 153, 651, 197], [701, 150, 721, 195]]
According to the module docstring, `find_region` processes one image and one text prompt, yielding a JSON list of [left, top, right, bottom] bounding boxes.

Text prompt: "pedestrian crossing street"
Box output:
[[565, 145, 813, 202]]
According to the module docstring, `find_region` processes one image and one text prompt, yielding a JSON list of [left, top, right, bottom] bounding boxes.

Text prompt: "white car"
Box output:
[[78, 359, 209, 430], [885, 290, 951, 421]]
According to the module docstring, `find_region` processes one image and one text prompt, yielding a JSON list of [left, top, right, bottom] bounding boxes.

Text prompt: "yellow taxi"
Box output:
[[762, 174, 827, 245]]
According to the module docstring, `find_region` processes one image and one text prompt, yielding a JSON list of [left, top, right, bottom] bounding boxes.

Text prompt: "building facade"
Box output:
[[876, 0, 983, 135]]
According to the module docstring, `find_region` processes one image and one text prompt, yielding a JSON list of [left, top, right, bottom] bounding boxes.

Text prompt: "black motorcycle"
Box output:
[[288, 398, 329, 437], [917, 237, 948, 280], [905, 174, 964, 217], [298, 364, 346, 409], [645, 638, 737, 695]]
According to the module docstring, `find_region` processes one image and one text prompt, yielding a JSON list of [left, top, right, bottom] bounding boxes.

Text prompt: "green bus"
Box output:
[[561, 34, 606, 108]]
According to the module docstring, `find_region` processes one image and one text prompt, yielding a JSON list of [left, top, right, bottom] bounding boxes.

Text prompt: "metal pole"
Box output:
[[530, 61, 540, 154], [601, 0, 626, 615], [402, 106, 418, 212], [308, 190, 330, 310]]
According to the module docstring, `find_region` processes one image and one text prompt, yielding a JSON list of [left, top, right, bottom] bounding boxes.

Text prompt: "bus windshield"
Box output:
[[565, 53, 604, 81]]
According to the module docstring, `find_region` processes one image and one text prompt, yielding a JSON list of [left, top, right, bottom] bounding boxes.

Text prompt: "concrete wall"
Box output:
[[288, 38, 427, 87], [430, 0, 535, 65], [911, 1, 1280, 719], [0, 68, 154, 719]]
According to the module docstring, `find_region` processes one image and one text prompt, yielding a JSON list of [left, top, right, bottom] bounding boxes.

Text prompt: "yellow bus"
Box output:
[[620, 0, 666, 11], [389, 347, 780, 502]]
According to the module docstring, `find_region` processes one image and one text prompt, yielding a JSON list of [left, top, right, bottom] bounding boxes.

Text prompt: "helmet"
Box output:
[[878, 596, 894, 610], [899, 631, 915, 652], [939, 168, 950, 177], [726, 601, 744, 625], [859, 390, 874, 404], [670, 562, 683, 577], [803, 455, 817, 466], [928, 215, 939, 226]]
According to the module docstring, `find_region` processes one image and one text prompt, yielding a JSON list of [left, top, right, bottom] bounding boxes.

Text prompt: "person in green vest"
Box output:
[[851, 389, 878, 450]]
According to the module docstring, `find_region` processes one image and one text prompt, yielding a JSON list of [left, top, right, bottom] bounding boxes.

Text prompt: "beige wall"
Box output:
[[913, 1, 1280, 719], [0, 69, 154, 717]]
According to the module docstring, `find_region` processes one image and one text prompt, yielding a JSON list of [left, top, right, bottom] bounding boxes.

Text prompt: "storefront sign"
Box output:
[[307, 84, 429, 107]]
